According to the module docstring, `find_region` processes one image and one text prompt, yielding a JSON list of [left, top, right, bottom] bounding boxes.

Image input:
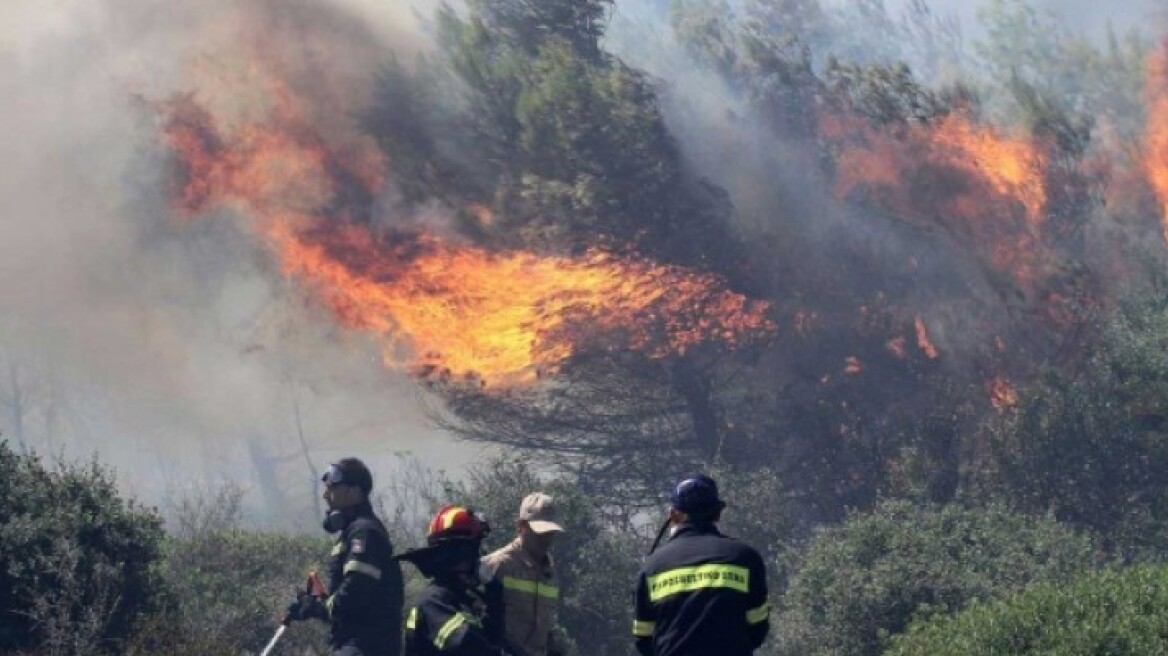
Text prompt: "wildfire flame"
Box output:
[[989, 376, 1018, 409], [161, 61, 773, 387], [931, 115, 1047, 223], [845, 356, 863, 374], [824, 110, 1049, 292], [914, 315, 939, 359], [1147, 41, 1168, 244]]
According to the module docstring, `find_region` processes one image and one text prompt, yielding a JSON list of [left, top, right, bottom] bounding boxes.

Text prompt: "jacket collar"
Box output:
[[669, 521, 722, 540]]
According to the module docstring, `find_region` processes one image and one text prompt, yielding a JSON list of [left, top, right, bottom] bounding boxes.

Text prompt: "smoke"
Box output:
[[3, 0, 1164, 525], [886, 0, 1164, 41], [0, 0, 468, 527]]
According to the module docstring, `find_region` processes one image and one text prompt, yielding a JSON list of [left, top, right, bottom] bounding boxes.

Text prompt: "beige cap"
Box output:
[[519, 492, 564, 534]]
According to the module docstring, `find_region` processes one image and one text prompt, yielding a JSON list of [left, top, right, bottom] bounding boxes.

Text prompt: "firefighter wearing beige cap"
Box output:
[[481, 493, 564, 656]]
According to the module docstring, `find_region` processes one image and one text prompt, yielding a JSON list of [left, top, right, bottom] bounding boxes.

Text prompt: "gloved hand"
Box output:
[[285, 592, 326, 622]]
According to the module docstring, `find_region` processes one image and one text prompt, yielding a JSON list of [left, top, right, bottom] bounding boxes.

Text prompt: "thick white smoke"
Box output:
[[0, 0, 469, 528]]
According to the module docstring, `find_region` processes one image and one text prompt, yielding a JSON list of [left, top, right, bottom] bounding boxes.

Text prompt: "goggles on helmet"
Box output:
[[321, 464, 347, 488]]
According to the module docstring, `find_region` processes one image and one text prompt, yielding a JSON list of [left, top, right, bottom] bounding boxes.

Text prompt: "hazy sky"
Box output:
[[884, 0, 1164, 40]]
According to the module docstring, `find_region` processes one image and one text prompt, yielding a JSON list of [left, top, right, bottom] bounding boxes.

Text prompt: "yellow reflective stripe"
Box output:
[[434, 612, 467, 649], [330, 542, 345, 557], [405, 607, 418, 631], [326, 594, 336, 618], [647, 564, 750, 602], [502, 576, 559, 598], [747, 601, 770, 624], [343, 560, 382, 580], [633, 619, 656, 637]]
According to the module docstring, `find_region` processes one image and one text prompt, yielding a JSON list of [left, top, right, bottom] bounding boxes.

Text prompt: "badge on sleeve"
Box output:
[[351, 538, 365, 554]]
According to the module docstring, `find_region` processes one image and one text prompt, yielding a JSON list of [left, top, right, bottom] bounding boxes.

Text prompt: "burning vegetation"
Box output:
[[153, 1, 1168, 536], [161, 66, 772, 387]]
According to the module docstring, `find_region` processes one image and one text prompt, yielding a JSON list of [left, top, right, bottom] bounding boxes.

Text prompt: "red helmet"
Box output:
[[426, 504, 488, 544]]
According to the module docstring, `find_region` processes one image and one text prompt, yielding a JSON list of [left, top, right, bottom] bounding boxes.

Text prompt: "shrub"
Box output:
[[133, 483, 331, 655], [0, 441, 165, 654], [887, 564, 1168, 655], [772, 500, 1095, 656]]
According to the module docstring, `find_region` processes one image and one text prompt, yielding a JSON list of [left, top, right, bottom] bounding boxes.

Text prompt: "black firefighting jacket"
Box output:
[[326, 503, 405, 655], [633, 522, 770, 656], [403, 578, 508, 656]]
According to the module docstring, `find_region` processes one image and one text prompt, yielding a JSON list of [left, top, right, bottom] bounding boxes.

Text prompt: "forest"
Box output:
[[4, 0, 1168, 653]]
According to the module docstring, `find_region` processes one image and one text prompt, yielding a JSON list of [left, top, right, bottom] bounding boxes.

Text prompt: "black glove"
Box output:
[[285, 592, 326, 622]]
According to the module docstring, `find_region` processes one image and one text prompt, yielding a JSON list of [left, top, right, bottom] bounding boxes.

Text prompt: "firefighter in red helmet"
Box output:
[[395, 505, 512, 656]]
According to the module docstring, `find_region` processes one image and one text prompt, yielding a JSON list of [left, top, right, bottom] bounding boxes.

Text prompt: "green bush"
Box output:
[[773, 500, 1095, 656], [978, 295, 1168, 555], [130, 484, 331, 655], [887, 564, 1168, 655], [0, 440, 165, 654]]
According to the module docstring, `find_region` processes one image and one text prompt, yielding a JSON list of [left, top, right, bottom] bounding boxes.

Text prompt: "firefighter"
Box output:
[[482, 493, 564, 656], [396, 504, 512, 656], [632, 475, 770, 656], [286, 458, 405, 656]]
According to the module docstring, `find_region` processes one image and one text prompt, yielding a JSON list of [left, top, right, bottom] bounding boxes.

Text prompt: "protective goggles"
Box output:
[[321, 464, 348, 488]]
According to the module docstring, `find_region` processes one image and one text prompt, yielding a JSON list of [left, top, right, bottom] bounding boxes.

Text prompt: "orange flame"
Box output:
[[886, 336, 907, 359], [824, 110, 1049, 292], [1147, 40, 1168, 244], [989, 377, 1018, 409], [931, 115, 1047, 223], [914, 315, 939, 359], [263, 221, 772, 385], [161, 62, 773, 387]]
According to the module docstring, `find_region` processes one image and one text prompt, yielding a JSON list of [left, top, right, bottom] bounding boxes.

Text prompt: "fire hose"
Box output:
[[260, 571, 326, 656]]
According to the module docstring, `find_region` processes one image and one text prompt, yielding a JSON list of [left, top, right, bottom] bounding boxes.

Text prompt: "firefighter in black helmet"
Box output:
[[396, 505, 511, 656], [633, 475, 770, 656], [285, 458, 405, 656]]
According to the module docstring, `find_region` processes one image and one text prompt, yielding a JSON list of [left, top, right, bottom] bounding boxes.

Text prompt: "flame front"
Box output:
[[931, 115, 1047, 223], [825, 110, 1048, 292], [1147, 41, 1168, 244], [161, 61, 772, 387], [263, 221, 772, 385]]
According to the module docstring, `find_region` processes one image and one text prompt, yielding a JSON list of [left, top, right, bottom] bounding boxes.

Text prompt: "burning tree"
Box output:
[[156, 0, 1168, 537]]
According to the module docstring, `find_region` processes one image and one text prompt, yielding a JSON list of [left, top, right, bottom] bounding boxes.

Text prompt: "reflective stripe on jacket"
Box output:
[[326, 504, 404, 655], [403, 582, 502, 656], [482, 538, 559, 656], [633, 523, 769, 656]]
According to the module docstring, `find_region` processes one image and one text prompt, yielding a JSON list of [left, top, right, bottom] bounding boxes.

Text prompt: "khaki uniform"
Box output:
[[482, 538, 560, 656]]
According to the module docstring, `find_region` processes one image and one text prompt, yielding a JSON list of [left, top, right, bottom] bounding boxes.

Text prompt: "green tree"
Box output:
[[974, 0, 1148, 138], [977, 292, 1168, 555], [135, 484, 331, 655], [773, 500, 1094, 656], [364, 0, 767, 512], [0, 441, 165, 654], [887, 565, 1168, 656]]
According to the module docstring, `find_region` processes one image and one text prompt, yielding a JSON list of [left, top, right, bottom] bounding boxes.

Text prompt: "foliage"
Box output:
[[886, 564, 1168, 656], [0, 441, 165, 655], [977, 293, 1168, 556], [974, 0, 1149, 137], [772, 500, 1095, 656], [131, 483, 331, 655]]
